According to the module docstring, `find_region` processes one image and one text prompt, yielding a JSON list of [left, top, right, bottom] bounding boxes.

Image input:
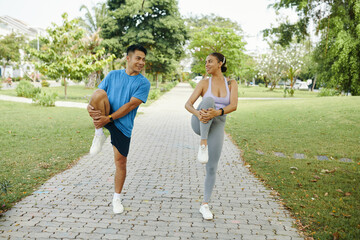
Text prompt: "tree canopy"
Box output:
[[0, 33, 26, 78], [264, 0, 360, 95], [101, 0, 188, 83], [28, 13, 114, 98]]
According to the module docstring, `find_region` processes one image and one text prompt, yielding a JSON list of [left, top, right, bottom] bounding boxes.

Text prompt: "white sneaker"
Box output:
[[89, 134, 106, 155], [197, 145, 208, 164], [199, 204, 213, 220], [112, 198, 124, 214]]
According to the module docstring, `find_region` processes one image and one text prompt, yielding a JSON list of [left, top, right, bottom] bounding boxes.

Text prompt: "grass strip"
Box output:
[[0, 101, 94, 213], [226, 96, 360, 239]]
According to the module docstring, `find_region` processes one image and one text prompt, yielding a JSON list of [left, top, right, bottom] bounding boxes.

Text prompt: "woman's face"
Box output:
[[205, 55, 221, 74]]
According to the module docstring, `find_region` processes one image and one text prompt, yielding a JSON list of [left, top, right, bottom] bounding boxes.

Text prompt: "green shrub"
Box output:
[[0, 179, 11, 194], [189, 81, 197, 88], [148, 88, 161, 100], [32, 91, 58, 107], [258, 83, 264, 87], [41, 80, 50, 87], [318, 88, 340, 97], [16, 80, 41, 98]]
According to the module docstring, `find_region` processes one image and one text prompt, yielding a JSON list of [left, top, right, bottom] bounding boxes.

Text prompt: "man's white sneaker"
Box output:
[[112, 198, 124, 214], [89, 134, 106, 155], [197, 145, 208, 164], [199, 204, 213, 220]]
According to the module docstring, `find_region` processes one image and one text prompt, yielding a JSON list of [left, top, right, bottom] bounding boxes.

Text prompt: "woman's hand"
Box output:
[[87, 104, 101, 119], [199, 108, 219, 122]]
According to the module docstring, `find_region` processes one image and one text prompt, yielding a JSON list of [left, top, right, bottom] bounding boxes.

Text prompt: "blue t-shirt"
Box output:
[[98, 69, 150, 137]]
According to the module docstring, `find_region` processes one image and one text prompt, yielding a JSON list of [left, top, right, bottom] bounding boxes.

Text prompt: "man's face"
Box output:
[[127, 50, 146, 73]]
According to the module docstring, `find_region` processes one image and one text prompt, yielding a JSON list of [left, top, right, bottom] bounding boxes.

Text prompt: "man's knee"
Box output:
[[90, 89, 107, 104], [115, 155, 127, 168]]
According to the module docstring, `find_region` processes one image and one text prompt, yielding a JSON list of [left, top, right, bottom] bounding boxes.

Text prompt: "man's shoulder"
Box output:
[[138, 74, 151, 86]]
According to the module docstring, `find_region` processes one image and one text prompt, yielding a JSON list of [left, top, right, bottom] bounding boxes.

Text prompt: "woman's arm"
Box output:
[[223, 79, 238, 114], [185, 80, 205, 120]]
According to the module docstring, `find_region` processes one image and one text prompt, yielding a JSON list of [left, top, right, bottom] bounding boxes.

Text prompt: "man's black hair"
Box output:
[[126, 44, 147, 56]]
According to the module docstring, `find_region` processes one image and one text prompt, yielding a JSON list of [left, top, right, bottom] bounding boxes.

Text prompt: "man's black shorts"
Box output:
[[104, 122, 131, 157]]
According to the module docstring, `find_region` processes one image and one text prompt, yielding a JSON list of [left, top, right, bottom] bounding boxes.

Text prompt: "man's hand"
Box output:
[[93, 115, 110, 129], [87, 104, 101, 119]]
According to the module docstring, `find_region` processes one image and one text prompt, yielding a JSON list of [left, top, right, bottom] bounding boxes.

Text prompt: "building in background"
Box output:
[[0, 15, 45, 78]]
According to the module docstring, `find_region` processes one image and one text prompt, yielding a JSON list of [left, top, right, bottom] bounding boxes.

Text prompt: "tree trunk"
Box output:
[[64, 78, 67, 99], [86, 71, 97, 88], [155, 73, 159, 89], [312, 76, 317, 91]]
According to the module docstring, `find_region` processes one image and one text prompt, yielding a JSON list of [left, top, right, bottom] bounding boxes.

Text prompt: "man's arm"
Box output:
[[111, 97, 143, 120], [92, 97, 143, 129]]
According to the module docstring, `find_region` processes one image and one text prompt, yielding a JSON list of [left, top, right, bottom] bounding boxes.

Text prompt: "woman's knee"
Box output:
[[206, 166, 217, 176], [201, 97, 215, 109]]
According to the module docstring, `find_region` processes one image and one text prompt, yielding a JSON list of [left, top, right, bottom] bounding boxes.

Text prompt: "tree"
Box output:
[[78, 2, 109, 35], [188, 25, 246, 78], [265, 0, 360, 95], [256, 46, 287, 90], [0, 33, 26, 78], [28, 13, 114, 98], [101, 0, 189, 86]]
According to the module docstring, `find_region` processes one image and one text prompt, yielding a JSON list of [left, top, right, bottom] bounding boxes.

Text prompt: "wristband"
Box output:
[[108, 115, 114, 122], [220, 108, 224, 116]]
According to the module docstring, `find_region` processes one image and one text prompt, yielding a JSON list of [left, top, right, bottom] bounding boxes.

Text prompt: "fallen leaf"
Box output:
[[290, 167, 298, 170], [290, 171, 295, 175], [310, 179, 318, 182], [342, 213, 351, 218], [336, 189, 343, 193], [313, 194, 319, 198], [333, 232, 340, 240], [324, 192, 329, 196], [313, 175, 321, 179], [344, 192, 351, 196]]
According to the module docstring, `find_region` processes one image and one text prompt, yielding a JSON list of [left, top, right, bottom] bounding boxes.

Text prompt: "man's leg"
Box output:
[[112, 145, 127, 214], [89, 89, 110, 116], [89, 89, 109, 155]]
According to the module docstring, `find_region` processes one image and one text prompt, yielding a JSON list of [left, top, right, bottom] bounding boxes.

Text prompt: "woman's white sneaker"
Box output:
[[197, 145, 208, 164], [199, 204, 213, 220], [112, 198, 124, 214]]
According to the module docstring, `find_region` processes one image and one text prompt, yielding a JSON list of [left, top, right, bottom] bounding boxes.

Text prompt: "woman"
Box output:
[[185, 52, 238, 220]]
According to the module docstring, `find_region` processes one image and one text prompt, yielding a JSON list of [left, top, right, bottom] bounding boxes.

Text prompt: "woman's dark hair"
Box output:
[[127, 44, 147, 56], [209, 52, 227, 72]]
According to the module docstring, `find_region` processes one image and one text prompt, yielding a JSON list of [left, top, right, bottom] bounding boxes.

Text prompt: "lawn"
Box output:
[[238, 85, 318, 98], [226, 96, 360, 239], [0, 101, 94, 212]]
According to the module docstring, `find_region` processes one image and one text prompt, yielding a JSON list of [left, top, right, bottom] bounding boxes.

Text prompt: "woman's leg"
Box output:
[[191, 97, 215, 140], [203, 116, 226, 203]]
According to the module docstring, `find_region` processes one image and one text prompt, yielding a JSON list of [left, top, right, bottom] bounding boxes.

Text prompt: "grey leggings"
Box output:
[[191, 97, 226, 203]]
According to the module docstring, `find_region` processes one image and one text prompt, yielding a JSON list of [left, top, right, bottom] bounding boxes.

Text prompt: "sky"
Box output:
[[0, 0, 298, 54]]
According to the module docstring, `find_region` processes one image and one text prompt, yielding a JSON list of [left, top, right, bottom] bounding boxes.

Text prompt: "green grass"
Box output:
[[238, 85, 318, 98], [226, 96, 360, 239], [0, 101, 94, 213]]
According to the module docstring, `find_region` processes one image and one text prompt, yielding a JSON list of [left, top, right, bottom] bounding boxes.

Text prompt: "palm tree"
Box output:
[[79, 2, 108, 35]]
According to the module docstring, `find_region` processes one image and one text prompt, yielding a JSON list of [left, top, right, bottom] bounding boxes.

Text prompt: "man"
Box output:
[[87, 44, 150, 214]]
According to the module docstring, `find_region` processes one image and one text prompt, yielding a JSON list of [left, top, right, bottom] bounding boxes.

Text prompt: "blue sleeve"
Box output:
[[98, 72, 111, 91], [133, 80, 151, 103]]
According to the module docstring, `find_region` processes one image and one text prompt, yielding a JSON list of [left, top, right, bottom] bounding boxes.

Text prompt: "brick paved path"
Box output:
[[0, 83, 304, 239]]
